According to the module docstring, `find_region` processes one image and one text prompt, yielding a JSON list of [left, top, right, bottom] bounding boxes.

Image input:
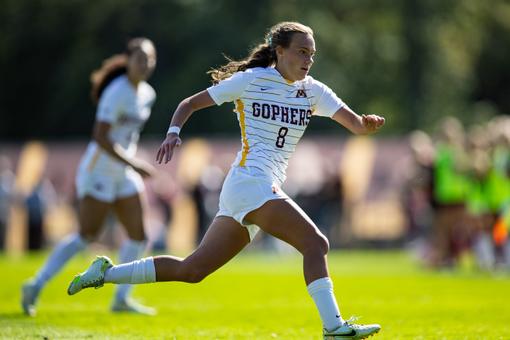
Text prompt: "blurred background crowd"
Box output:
[[1, 0, 509, 272]]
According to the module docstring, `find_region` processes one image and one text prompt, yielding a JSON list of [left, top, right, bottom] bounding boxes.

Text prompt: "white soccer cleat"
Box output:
[[21, 279, 40, 317], [67, 256, 113, 296], [323, 318, 381, 339], [111, 297, 157, 315]]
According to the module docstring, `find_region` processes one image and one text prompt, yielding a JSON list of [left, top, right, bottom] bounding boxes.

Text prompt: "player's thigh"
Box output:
[[245, 198, 328, 254], [112, 193, 145, 241], [78, 195, 112, 240], [183, 216, 250, 274]]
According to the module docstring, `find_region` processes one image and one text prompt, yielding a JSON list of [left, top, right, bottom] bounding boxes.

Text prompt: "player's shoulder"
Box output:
[[217, 67, 262, 85], [139, 81, 156, 99], [246, 67, 273, 74], [302, 75, 333, 93], [241, 67, 275, 79], [301, 74, 322, 87], [103, 75, 130, 98], [111, 74, 130, 89]]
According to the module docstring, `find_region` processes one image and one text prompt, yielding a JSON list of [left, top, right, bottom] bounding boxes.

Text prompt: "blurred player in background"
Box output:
[[22, 37, 157, 316], [68, 22, 384, 339]]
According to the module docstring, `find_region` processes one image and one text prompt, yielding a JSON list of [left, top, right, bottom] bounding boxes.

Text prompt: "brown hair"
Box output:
[[208, 22, 313, 84], [90, 37, 155, 104]]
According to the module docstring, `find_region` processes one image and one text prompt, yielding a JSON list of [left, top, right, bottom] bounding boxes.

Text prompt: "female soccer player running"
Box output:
[[68, 22, 384, 339], [22, 37, 158, 316]]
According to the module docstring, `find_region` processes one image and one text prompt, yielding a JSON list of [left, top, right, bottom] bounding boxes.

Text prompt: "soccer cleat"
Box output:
[[21, 279, 40, 317], [111, 297, 157, 315], [67, 256, 113, 296], [323, 317, 381, 339]]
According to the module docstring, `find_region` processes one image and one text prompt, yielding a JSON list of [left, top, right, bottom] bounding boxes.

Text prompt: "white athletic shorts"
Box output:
[[216, 166, 289, 240], [75, 160, 144, 203]]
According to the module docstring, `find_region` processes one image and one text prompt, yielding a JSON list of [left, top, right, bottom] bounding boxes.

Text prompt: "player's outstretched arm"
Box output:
[[331, 106, 385, 135], [156, 90, 216, 164], [92, 122, 155, 178]]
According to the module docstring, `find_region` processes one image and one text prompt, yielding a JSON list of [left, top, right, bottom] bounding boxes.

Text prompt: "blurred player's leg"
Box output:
[[22, 233, 87, 316], [111, 193, 154, 314], [111, 239, 154, 314], [22, 196, 109, 315]]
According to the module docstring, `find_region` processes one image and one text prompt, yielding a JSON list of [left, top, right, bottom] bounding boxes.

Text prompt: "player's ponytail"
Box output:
[[208, 44, 274, 84], [208, 21, 313, 84], [90, 54, 128, 104]]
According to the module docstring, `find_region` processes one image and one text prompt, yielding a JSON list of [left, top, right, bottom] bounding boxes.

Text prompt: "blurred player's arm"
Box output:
[[331, 106, 385, 135], [93, 122, 154, 177]]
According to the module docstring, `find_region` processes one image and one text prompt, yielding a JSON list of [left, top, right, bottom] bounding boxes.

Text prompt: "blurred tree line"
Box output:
[[0, 0, 509, 141]]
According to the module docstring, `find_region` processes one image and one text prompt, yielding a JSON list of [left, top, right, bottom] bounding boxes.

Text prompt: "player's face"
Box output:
[[127, 43, 157, 82], [276, 33, 315, 82]]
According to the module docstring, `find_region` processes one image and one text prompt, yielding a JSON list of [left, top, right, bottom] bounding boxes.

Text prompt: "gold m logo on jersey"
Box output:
[[296, 89, 307, 98]]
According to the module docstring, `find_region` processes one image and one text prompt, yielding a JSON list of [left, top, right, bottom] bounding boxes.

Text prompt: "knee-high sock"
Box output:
[[105, 257, 156, 284], [307, 277, 344, 331], [34, 233, 87, 288], [114, 239, 147, 301]]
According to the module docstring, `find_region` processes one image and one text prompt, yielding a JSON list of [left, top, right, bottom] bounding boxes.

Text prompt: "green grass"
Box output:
[[1, 249, 509, 339]]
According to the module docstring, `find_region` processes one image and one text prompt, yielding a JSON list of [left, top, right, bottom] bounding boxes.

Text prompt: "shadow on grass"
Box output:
[[0, 311, 31, 319]]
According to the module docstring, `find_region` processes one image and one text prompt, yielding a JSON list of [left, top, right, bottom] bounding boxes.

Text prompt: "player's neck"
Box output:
[[127, 74, 141, 89], [275, 64, 296, 83]]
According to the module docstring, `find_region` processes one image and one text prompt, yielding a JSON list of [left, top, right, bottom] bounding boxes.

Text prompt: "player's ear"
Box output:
[[275, 45, 285, 58]]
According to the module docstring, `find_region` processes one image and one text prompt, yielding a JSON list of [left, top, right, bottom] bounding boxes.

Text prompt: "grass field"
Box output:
[[1, 249, 509, 339]]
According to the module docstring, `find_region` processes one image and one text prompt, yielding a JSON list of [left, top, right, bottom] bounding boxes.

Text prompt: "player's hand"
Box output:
[[132, 159, 156, 178], [156, 133, 182, 164], [361, 114, 385, 133]]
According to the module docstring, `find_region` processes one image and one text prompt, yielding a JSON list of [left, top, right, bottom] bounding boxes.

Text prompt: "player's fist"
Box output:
[[361, 114, 385, 133]]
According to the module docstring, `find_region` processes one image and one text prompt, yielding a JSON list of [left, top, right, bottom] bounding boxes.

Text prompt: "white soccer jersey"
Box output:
[[80, 75, 156, 174], [207, 67, 344, 185]]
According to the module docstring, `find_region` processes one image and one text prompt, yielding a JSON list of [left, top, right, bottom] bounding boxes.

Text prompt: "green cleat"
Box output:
[[67, 256, 113, 295]]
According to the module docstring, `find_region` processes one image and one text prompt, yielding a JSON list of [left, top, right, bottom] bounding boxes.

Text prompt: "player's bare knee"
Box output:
[[302, 231, 329, 256], [316, 233, 329, 255], [323, 232, 330, 252]]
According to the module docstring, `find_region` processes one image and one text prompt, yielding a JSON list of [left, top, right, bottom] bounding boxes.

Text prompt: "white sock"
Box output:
[[105, 257, 156, 284], [307, 277, 344, 331], [114, 239, 146, 302], [34, 233, 87, 288]]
